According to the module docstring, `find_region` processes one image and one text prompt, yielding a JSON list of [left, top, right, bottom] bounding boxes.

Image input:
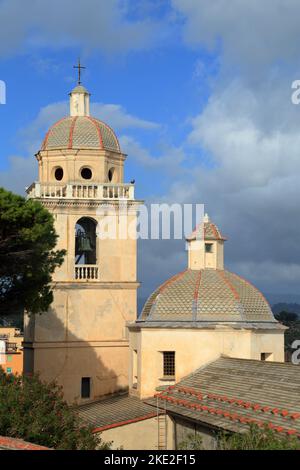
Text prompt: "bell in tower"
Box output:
[[23, 66, 140, 404]]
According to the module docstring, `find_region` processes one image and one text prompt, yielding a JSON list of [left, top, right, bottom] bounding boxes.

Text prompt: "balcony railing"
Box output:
[[75, 265, 99, 280], [26, 182, 135, 200]]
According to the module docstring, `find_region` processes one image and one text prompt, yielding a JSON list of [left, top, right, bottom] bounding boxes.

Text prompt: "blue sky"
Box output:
[[1, 0, 300, 304]]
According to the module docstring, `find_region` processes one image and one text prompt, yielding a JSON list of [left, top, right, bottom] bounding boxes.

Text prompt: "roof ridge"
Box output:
[[85, 115, 104, 148], [228, 271, 273, 311], [218, 270, 240, 301], [68, 116, 78, 149]]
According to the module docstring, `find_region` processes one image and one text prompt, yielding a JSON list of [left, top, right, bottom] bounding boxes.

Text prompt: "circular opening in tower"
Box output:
[[54, 167, 64, 181], [108, 168, 115, 182], [81, 167, 92, 180]]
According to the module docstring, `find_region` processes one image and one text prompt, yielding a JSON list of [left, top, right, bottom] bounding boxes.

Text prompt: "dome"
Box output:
[[70, 85, 90, 94], [140, 269, 276, 323], [41, 116, 121, 152]]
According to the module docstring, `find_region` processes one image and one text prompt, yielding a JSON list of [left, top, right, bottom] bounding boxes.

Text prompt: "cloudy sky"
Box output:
[[1, 0, 300, 304]]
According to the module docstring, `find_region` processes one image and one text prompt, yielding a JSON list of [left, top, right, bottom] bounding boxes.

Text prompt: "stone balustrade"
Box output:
[[26, 182, 135, 200], [75, 265, 99, 280]]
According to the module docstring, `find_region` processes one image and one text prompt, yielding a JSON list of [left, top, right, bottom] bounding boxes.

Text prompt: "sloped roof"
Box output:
[[186, 219, 227, 242], [0, 436, 50, 450], [139, 269, 276, 323], [145, 357, 300, 436], [77, 394, 157, 432]]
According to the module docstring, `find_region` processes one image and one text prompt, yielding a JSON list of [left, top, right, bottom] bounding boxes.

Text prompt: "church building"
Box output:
[[24, 75, 300, 450], [128, 213, 285, 400], [24, 78, 140, 404]]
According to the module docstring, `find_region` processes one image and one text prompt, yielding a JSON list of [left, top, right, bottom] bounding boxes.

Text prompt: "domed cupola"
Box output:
[[41, 84, 120, 153], [35, 73, 126, 186], [140, 214, 277, 325]]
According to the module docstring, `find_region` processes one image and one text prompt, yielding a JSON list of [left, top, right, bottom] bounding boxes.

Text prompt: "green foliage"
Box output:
[[218, 424, 300, 450], [178, 425, 300, 450], [0, 369, 110, 450], [0, 187, 65, 316], [275, 311, 298, 323], [274, 310, 300, 357], [178, 433, 204, 450]]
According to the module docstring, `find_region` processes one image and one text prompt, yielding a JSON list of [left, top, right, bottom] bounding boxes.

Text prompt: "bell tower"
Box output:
[[24, 77, 140, 404]]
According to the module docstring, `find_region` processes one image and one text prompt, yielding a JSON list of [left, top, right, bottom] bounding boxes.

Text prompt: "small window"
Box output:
[[261, 353, 273, 361], [55, 167, 63, 181], [163, 351, 175, 378], [81, 167, 92, 180], [205, 243, 213, 253], [81, 377, 91, 399], [108, 168, 115, 182], [7, 355, 12, 362]]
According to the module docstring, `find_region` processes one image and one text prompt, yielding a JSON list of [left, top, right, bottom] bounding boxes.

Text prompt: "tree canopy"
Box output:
[[0, 187, 65, 317], [179, 424, 300, 450], [0, 369, 109, 449]]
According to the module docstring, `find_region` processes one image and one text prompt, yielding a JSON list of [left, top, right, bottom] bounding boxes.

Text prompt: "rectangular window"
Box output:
[[7, 355, 12, 362], [163, 351, 175, 378], [132, 349, 138, 389], [205, 243, 213, 253], [261, 352, 273, 361], [81, 377, 91, 399]]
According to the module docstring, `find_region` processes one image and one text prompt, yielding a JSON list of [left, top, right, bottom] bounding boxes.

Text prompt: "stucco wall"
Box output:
[[129, 327, 285, 398], [99, 415, 174, 450]]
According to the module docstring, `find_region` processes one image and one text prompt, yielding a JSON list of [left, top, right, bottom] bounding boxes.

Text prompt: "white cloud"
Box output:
[[0, 0, 162, 57], [119, 135, 186, 173], [0, 155, 37, 196], [91, 104, 159, 130], [172, 0, 300, 74]]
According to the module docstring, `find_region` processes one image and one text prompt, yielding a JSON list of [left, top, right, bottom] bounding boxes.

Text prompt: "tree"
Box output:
[[0, 187, 65, 317], [275, 311, 298, 323], [179, 424, 300, 450], [0, 369, 110, 450], [218, 424, 300, 450], [274, 310, 300, 360]]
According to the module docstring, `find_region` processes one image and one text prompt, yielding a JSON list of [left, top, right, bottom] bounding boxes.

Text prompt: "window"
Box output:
[[132, 350, 138, 389], [205, 243, 213, 253], [81, 167, 92, 180], [75, 217, 97, 266], [261, 352, 273, 361], [81, 377, 91, 399], [108, 168, 115, 182], [163, 351, 175, 378], [7, 355, 12, 362], [54, 167, 63, 181], [6, 367, 12, 374]]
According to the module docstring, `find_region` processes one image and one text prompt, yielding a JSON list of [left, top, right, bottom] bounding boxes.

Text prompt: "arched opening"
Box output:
[[75, 217, 97, 265], [108, 167, 115, 182], [54, 167, 64, 181]]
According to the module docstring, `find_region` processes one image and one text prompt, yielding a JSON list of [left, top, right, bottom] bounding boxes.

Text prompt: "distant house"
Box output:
[[0, 328, 23, 375]]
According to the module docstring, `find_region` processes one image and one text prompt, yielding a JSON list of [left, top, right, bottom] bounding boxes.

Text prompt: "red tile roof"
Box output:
[[145, 357, 300, 437], [0, 436, 50, 450]]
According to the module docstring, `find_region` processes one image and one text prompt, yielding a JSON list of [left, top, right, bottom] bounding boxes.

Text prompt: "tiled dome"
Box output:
[[140, 269, 276, 323], [41, 116, 120, 152]]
